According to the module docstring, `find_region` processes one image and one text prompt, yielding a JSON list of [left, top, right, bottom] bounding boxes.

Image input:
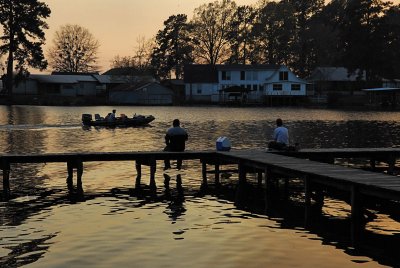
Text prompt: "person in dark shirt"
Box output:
[[164, 119, 188, 170]]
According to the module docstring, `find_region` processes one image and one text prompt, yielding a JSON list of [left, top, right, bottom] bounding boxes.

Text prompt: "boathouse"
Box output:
[[109, 81, 174, 105]]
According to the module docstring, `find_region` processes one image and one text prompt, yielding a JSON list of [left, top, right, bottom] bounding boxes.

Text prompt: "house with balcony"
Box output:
[[184, 64, 307, 104]]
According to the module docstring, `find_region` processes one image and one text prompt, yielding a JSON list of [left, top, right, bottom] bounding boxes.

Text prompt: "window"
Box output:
[[273, 84, 282, 91], [222, 71, 231, 80], [246, 85, 251, 90], [279, 71, 288, 81], [240, 71, 245, 80], [259, 85, 264, 91], [197, 84, 202, 94], [252, 84, 258, 91], [291, 84, 301, 91]]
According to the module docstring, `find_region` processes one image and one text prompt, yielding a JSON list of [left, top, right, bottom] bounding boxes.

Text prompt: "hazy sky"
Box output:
[[43, 0, 256, 73], [42, 0, 400, 73]]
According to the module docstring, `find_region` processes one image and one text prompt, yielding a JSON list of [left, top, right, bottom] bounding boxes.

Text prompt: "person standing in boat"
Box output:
[[106, 109, 116, 122], [268, 118, 289, 150], [164, 119, 188, 170]]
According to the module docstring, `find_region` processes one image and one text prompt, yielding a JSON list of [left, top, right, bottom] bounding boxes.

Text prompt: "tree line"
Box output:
[[149, 0, 400, 82], [0, 0, 400, 95]]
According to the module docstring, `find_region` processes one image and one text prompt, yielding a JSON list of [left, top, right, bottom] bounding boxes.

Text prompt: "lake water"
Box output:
[[0, 105, 400, 267]]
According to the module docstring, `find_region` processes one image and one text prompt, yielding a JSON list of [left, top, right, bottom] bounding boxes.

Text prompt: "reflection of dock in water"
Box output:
[[2, 148, 400, 245]]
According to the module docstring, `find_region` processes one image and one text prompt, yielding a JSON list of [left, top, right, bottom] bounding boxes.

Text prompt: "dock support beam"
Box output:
[[2, 160, 10, 197], [67, 158, 83, 191], [215, 163, 220, 185], [201, 160, 208, 188], [235, 161, 247, 207], [264, 167, 274, 213], [135, 159, 156, 189], [351, 185, 363, 246], [304, 176, 312, 227]]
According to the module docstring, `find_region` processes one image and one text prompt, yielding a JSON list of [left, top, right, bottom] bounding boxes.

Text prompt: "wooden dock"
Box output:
[[1, 148, 400, 245], [274, 147, 400, 174]]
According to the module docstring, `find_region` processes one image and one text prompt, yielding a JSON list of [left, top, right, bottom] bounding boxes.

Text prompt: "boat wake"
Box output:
[[0, 123, 82, 130]]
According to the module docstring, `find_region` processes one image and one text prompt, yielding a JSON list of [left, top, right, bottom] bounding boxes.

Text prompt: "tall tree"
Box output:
[[381, 4, 400, 79], [289, 0, 324, 76], [47, 24, 100, 73], [340, 0, 391, 80], [307, 0, 346, 67], [252, 1, 296, 66], [190, 0, 237, 65], [151, 14, 193, 80], [227, 5, 256, 64], [0, 0, 50, 95], [132, 35, 155, 72]]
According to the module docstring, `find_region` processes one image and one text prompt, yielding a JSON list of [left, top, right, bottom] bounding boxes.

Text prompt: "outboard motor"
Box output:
[[216, 136, 231, 151], [82, 114, 92, 124]]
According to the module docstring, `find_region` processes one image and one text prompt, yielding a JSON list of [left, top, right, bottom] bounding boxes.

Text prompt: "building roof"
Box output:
[[308, 67, 366, 81], [30, 74, 97, 84], [216, 64, 281, 71], [184, 65, 218, 83]]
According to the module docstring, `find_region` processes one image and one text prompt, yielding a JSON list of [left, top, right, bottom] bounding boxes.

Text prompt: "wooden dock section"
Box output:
[[274, 147, 400, 174], [1, 148, 400, 244]]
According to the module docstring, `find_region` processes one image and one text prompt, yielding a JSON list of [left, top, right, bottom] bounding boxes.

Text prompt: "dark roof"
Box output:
[[184, 64, 282, 83], [51, 71, 99, 75], [103, 67, 153, 76], [184, 65, 218, 83], [216, 64, 281, 71]]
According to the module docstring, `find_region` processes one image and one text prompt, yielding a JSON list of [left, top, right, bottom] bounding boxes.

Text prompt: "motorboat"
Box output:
[[82, 113, 155, 127]]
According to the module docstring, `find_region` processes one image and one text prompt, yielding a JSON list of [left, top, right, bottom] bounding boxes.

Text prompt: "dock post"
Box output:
[[264, 167, 273, 213], [201, 159, 208, 187], [67, 158, 83, 191], [351, 185, 363, 246], [149, 158, 156, 190], [235, 161, 247, 207], [238, 162, 247, 183], [257, 171, 263, 188], [304, 176, 311, 227], [369, 158, 376, 171], [2, 159, 10, 196], [215, 163, 220, 185], [387, 155, 396, 175]]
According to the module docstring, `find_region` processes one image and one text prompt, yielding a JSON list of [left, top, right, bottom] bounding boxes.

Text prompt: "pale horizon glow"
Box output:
[[42, 0, 400, 74]]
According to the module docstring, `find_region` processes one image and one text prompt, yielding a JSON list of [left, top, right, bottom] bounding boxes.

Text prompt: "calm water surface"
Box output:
[[1, 105, 400, 267]]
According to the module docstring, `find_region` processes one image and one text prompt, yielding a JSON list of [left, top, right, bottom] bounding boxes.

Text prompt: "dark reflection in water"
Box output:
[[1, 106, 400, 267]]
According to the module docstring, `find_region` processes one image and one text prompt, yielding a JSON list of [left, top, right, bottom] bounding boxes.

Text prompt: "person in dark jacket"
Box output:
[[164, 119, 188, 170]]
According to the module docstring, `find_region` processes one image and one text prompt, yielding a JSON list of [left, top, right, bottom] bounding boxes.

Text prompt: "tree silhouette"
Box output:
[[47, 24, 99, 73], [151, 14, 193, 79], [190, 0, 237, 65], [0, 0, 50, 95]]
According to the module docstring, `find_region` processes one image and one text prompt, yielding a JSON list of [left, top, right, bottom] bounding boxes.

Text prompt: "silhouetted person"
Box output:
[[106, 109, 116, 122], [164, 119, 188, 170], [268, 118, 289, 150]]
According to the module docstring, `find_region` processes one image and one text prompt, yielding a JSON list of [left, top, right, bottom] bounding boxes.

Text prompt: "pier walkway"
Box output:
[[1, 148, 400, 244]]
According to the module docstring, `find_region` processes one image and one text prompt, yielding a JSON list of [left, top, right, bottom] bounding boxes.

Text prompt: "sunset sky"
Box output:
[[42, 0, 400, 73]]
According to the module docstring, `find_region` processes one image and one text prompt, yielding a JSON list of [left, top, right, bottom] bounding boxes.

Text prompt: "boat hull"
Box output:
[[82, 115, 155, 127]]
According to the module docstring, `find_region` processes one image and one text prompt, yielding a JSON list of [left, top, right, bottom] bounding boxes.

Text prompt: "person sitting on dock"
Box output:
[[164, 119, 188, 170], [268, 118, 289, 150]]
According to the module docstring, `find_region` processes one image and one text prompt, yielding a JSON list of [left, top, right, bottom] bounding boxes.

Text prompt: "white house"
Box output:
[[184, 64, 307, 104]]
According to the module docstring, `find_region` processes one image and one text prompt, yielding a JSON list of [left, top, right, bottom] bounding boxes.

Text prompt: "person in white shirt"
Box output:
[[268, 118, 289, 150]]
